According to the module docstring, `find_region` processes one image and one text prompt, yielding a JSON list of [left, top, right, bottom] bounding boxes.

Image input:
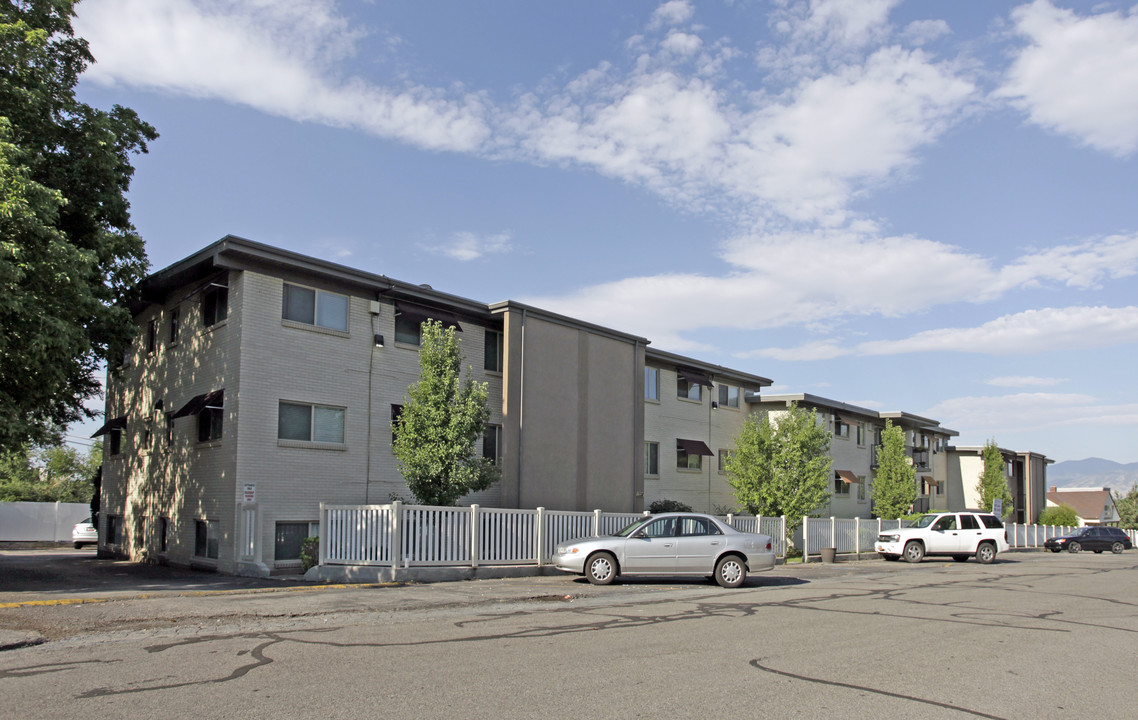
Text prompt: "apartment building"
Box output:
[[748, 396, 959, 519], [94, 236, 654, 575], [948, 446, 1051, 523]]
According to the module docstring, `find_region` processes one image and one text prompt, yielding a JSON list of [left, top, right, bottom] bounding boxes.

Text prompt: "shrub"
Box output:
[[300, 537, 320, 572], [649, 499, 693, 513], [1038, 504, 1079, 527]]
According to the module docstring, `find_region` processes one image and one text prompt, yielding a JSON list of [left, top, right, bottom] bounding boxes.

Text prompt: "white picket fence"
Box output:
[[319, 502, 787, 568], [319, 502, 1138, 569], [798, 516, 1138, 561]]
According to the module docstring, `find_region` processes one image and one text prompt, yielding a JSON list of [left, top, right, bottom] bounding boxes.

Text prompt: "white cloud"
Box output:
[[924, 393, 1138, 437], [998, 0, 1138, 156], [529, 228, 1138, 352], [426, 231, 513, 262], [784, 0, 903, 49], [75, 0, 491, 152], [650, 1, 695, 30], [986, 376, 1067, 388]]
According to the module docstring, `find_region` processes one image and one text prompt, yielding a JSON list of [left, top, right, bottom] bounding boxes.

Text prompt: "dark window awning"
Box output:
[[837, 416, 862, 425], [836, 470, 862, 484], [90, 416, 127, 438], [676, 366, 714, 388], [677, 439, 715, 456], [921, 475, 939, 487], [171, 390, 225, 419], [395, 301, 463, 331]]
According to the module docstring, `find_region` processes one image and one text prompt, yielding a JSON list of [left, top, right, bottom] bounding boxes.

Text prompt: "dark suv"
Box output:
[[1044, 526, 1133, 554]]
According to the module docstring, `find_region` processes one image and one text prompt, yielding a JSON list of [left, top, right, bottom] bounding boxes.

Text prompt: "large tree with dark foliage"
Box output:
[[0, 0, 156, 451]]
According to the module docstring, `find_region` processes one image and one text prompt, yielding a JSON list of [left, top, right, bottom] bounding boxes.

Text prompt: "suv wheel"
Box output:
[[975, 542, 996, 564], [903, 541, 924, 563], [1112, 542, 1125, 554]]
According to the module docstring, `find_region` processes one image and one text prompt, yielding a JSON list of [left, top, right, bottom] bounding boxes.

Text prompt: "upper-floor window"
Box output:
[[718, 449, 733, 473], [198, 404, 223, 443], [282, 283, 348, 331], [202, 286, 228, 327], [834, 417, 850, 439], [484, 329, 503, 372], [278, 401, 345, 444], [645, 367, 659, 401], [390, 404, 403, 443], [393, 302, 463, 347], [677, 378, 701, 402], [146, 319, 157, 353], [168, 306, 180, 344], [109, 428, 122, 455], [856, 423, 866, 445], [717, 384, 739, 408]]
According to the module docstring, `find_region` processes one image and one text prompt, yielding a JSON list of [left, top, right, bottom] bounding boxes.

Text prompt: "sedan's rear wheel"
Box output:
[[715, 555, 746, 588], [586, 552, 616, 585], [903, 541, 924, 563], [1112, 542, 1125, 554], [1067, 541, 1081, 554]]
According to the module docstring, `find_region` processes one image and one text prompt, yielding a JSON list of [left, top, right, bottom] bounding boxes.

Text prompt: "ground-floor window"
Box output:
[[158, 517, 169, 552], [105, 515, 122, 545], [195, 519, 219, 559], [275, 521, 319, 561]]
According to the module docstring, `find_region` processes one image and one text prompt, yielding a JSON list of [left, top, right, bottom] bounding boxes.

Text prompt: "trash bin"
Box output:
[[821, 547, 837, 563]]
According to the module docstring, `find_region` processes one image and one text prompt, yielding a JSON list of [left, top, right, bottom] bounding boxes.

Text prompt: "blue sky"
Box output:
[[68, 0, 1138, 463]]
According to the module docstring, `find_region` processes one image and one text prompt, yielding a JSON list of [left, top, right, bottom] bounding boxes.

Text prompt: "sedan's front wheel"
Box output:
[[1067, 541, 1081, 554], [715, 555, 747, 588], [586, 552, 616, 585], [1112, 542, 1125, 554]]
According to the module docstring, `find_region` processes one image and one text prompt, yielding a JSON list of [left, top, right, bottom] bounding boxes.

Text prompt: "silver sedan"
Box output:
[[551, 512, 776, 588]]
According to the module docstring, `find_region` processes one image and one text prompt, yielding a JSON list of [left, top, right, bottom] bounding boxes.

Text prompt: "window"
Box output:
[[168, 306, 180, 344], [483, 424, 502, 465], [857, 476, 867, 501], [198, 403, 223, 443], [395, 313, 422, 345], [202, 285, 228, 327], [932, 515, 957, 531], [194, 520, 219, 559], [282, 283, 348, 331], [834, 471, 850, 495], [717, 384, 739, 408], [678, 516, 720, 536], [275, 521, 319, 561], [959, 514, 980, 530], [979, 515, 1004, 529], [158, 517, 169, 553], [390, 404, 403, 443], [165, 413, 175, 447], [677, 378, 702, 402], [106, 515, 122, 545], [677, 442, 702, 470], [484, 329, 503, 372], [146, 319, 157, 353], [645, 442, 659, 475], [834, 417, 850, 438], [278, 401, 345, 444], [640, 517, 676, 538], [645, 367, 659, 401], [856, 423, 866, 446], [109, 428, 122, 455], [718, 449, 733, 474]]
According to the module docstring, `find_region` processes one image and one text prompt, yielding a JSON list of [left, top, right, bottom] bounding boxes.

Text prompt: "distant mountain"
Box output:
[[1048, 458, 1138, 492]]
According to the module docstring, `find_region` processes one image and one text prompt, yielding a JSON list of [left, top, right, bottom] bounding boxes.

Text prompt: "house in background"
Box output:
[[1045, 486, 1120, 526], [946, 446, 1051, 523]]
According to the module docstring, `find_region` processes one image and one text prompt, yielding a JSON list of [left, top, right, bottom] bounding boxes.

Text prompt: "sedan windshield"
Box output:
[[613, 518, 651, 537]]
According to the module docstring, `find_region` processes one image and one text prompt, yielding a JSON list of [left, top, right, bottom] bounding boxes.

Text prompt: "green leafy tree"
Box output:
[[871, 420, 916, 520], [977, 439, 1014, 518], [724, 403, 831, 532], [393, 320, 499, 506], [1, 1, 157, 452], [1037, 504, 1079, 527], [0, 438, 98, 502], [1114, 484, 1138, 530]]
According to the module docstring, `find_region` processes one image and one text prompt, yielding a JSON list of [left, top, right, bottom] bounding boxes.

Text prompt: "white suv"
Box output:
[[876, 512, 1009, 564]]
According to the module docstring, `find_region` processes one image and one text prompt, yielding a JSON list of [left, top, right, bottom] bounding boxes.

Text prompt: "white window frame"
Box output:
[[717, 384, 740, 409]]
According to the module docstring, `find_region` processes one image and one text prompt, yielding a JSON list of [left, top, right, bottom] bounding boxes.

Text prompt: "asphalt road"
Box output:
[[2, 549, 1136, 719]]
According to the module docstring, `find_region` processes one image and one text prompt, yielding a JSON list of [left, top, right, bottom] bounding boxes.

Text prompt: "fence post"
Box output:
[[855, 517, 861, 558], [830, 516, 836, 551], [319, 502, 327, 566], [727, 513, 734, 527], [391, 501, 403, 568], [470, 505, 480, 569], [593, 509, 602, 537], [780, 515, 786, 559], [803, 515, 809, 562], [535, 507, 546, 566]]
